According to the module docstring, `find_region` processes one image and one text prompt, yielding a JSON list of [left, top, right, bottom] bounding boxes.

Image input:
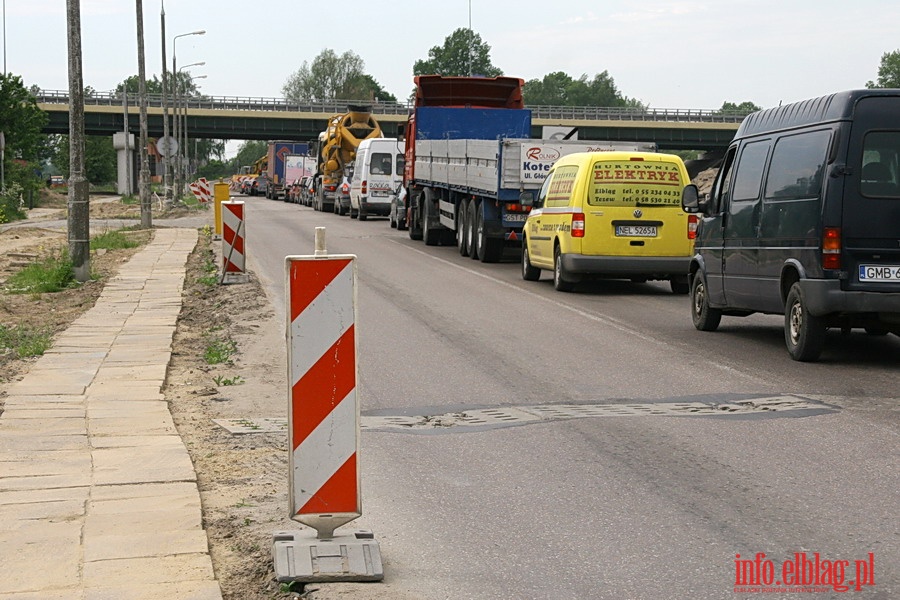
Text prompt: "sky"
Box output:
[[5, 0, 899, 156]]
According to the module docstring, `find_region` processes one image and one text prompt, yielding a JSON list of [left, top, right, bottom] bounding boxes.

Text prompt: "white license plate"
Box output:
[[504, 213, 528, 223], [616, 225, 657, 237], [859, 264, 900, 282], [370, 190, 389, 197]]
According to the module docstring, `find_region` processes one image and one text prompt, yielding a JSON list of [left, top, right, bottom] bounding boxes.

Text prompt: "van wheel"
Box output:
[[359, 210, 368, 221], [458, 201, 470, 256], [785, 283, 826, 362], [670, 275, 689, 295], [553, 246, 575, 292], [522, 240, 540, 281], [691, 273, 721, 331]]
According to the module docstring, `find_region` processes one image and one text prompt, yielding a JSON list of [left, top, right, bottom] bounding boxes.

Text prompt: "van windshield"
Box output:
[[861, 131, 900, 198], [588, 160, 682, 206], [371, 152, 393, 175]]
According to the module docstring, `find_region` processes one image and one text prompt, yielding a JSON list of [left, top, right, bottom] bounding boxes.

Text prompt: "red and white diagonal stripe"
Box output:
[[222, 201, 245, 274], [287, 257, 360, 523]]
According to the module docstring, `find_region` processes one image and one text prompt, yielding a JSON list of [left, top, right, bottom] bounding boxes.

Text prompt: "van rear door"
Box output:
[[843, 95, 900, 292]]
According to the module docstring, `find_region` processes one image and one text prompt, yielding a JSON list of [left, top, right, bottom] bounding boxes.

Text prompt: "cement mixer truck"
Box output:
[[313, 105, 383, 213]]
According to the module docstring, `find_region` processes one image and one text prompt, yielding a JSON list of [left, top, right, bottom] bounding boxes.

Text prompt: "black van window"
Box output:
[[764, 130, 830, 200], [732, 140, 771, 202], [861, 131, 900, 198], [710, 147, 737, 213]]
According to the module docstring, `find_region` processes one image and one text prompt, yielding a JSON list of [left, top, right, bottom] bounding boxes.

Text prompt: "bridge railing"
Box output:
[[33, 90, 749, 123]]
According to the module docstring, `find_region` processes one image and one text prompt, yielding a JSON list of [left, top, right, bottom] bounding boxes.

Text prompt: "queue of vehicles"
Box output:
[[240, 77, 900, 361]]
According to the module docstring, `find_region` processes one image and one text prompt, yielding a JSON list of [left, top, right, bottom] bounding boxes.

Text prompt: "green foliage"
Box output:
[[90, 230, 140, 251], [0, 74, 49, 164], [866, 50, 900, 88], [719, 101, 762, 114], [0, 324, 52, 358], [47, 134, 116, 185], [213, 374, 244, 386], [0, 182, 27, 224], [232, 141, 268, 172], [204, 338, 237, 365], [414, 28, 503, 79], [196, 159, 231, 181], [282, 49, 393, 101], [523, 71, 639, 107], [4, 251, 76, 294]]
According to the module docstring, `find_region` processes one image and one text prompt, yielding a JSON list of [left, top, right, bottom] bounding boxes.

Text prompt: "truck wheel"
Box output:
[[691, 273, 721, 331], [522, 239, 540, 281], [474, 205, 486, 260], [408, 193, 423, 240], [553, 245, 575, 292], [422, 191, 438, 246], [785, 282, 826, 362], [466, 199, 477, 259], [457, 201, 469, 256]]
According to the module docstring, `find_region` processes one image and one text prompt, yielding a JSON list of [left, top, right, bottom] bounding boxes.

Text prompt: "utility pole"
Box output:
[[160, 1, 171, 202], [136, 0, 152, 228], [66, 0, 90, 282]]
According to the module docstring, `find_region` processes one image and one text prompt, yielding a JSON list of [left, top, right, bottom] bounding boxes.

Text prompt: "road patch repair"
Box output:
[[214, 393, 837, 436]]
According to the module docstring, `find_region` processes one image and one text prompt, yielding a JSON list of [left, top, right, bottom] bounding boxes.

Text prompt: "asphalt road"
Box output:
[[240, 195, 899, 600]]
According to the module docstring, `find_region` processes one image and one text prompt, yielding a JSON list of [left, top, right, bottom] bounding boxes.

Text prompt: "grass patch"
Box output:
[[204, 338, 237, 365], [0, 324, 52, 358], [4, 251, 76, 294], [91, 229, 141, 251]]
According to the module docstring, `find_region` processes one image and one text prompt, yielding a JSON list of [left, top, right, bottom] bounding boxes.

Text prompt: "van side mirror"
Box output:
[[681, 184, 701, 213], [520, 191, 534, 208]]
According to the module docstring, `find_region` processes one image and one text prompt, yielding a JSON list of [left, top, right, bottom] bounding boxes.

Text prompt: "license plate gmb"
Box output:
[[859, 264, 900, 281], [616, 225, 657, 237]]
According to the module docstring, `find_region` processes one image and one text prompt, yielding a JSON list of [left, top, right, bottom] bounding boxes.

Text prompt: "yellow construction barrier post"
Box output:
[[214, 182, 230, 238]]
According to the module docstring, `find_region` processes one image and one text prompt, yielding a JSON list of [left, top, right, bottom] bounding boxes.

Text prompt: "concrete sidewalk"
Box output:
[[0, 228, 222, 600]]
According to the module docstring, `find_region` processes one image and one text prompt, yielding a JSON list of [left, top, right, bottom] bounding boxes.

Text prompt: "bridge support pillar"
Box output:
[[113, 132, 135, 196]]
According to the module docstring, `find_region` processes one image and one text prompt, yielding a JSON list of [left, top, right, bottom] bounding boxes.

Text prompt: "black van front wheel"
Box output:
[[691, 273, 721, 331], [785, 283, 826, 361]]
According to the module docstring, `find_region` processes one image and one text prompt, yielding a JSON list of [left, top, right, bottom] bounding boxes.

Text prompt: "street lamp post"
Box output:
[[174, 61, 203, 199], [181, 75, 205, 183], [171, 29, 204, 200]]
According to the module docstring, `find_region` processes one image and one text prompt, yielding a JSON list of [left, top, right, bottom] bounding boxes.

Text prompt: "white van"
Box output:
[[349, 137, 405, 221]]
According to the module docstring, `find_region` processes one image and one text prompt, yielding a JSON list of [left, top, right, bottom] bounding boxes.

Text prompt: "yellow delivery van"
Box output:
[[521, 151, 696, 292]]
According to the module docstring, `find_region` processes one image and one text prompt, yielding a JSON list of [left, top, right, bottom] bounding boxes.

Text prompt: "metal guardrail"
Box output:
[[33, 89, 749, 123]]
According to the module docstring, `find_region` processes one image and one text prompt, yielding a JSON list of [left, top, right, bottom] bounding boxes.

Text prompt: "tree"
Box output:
[[0, 73, 48, 171], [232, 140, 268, 170], [719, 101, 762, 114], [866, 50, 900, 88], [47, 134, 116, 185], [0, 73, 49, 217], [522, 71, 640, 108], [413, 28, 503, 78], [283, 49, 390, 102]]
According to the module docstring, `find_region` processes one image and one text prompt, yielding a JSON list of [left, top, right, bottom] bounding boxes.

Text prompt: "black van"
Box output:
[[682, 89, 900, 361]]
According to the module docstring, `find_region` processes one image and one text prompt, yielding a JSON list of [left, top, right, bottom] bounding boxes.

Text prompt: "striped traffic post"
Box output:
[[220, 200, 246, 284], [273, 227, 382, 583]]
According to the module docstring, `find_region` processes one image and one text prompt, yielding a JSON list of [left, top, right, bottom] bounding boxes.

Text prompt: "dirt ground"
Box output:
[[0, 192, 317, 599]]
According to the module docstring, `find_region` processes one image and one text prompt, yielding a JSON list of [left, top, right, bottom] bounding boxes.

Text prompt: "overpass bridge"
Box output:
[[35, 90, 744, 152]]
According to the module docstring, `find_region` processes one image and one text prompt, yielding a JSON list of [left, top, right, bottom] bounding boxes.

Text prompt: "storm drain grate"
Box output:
[[213, 395, 829, 434]]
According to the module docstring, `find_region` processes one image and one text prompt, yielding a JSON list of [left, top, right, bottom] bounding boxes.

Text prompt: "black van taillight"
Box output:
[[688, 215, 699, 239], [822, 227, 841, 270]]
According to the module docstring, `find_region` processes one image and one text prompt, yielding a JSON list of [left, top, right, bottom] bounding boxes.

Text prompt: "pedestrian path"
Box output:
[[0, 228, 222, 600]]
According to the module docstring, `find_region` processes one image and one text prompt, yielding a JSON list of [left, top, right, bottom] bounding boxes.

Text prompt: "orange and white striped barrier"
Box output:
[[221, 200, 246, 284], [274, 228, 382, 583], [287, 251, 360, 536], [189, 177, 211, 203]]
